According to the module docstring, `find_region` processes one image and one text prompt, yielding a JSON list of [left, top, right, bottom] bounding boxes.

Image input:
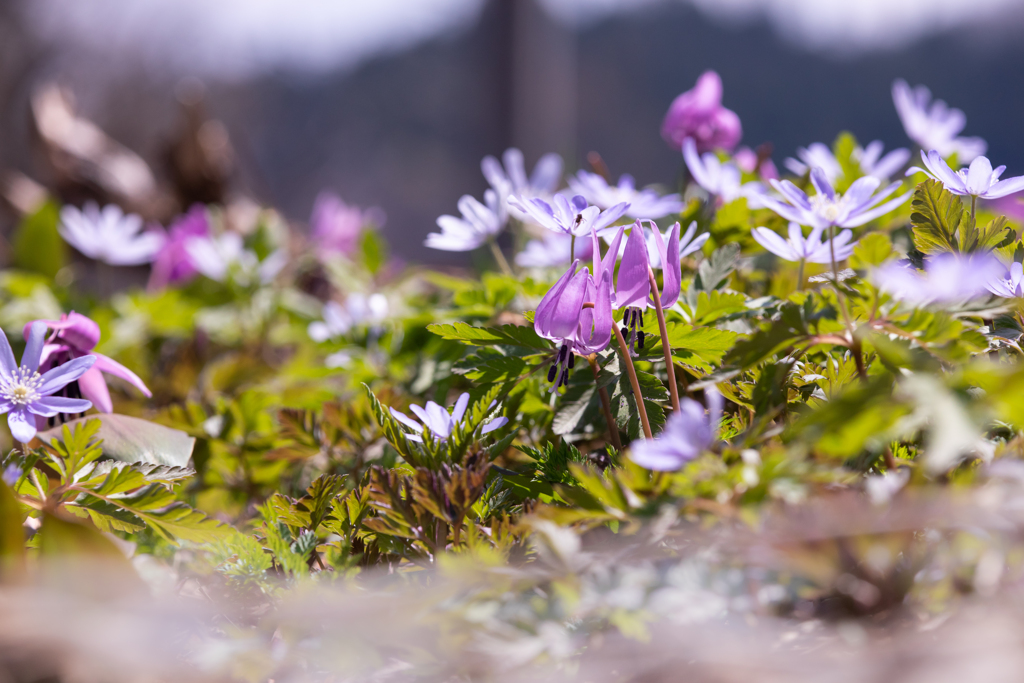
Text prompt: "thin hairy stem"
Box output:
[[647, 267, 680, 412], [489, 239, 513, 277], [612, 324, 653, 439], [570, 234, 576, 262], [797, 259, 805, 291], [588, 354, 622, 450]]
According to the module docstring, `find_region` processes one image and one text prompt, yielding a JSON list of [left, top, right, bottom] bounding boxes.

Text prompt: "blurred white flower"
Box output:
[[59, 202, 165, 266], [184, 233, 285, 284], [308, 293, 389, 341]]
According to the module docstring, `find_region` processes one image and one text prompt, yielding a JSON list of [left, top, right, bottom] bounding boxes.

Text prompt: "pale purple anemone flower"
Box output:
[[185, 233, 286, 285], [59, 202, 165, 266], [535, 228, 618, 391], [909, 151, 1024, 200], [683, 138, 765, 205], [568, 171, 683, 220], [785, 141, 909, 183], [426, 190, 507, 252], [892, 80, 986, 162], [308, 293, 389, 341], [752, 223, 856, 264], [0, 322, 95, 443], [389, 393, 508, 443], [148, 205, 209, 290], [662, 71, 742, 153], [508, 193, 628, 238], [874, 252, 998, 306], [482, 148, 563, 202], [986, 262, 1024, 298], [614, 220, 683, 356], [763, 168, 912, 231], [515, 231, 594, 269], [27, 311, 151, 414], [310, 191, 385, 256], [630, 386, 722, 471]]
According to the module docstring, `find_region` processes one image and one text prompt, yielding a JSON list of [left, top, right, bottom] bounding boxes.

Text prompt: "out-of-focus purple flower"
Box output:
[[535, 228, 618, 391], [784, 143, 841, 183], [909, 151, 1024, 200], [613, 221, 683, 356], [892, 80, 986, 162], [683, 138, 765, 205], [630, 386, 722, 471], [516, 231, 594, 269], [482, 148, 563, 201], [148, 205, 209, 290], [390, 392, 507, 443], [986, 261, 1024, 298], [426, 191, 507, 252], [785, 141, 909, 183], [59, 202, 165, 266], [310, 191, 384, 256], [874, 252, 998, 306], [27, 311, 151, 414], [568, 171, 683, 220], [508, 194, 628, 237], [763, 169, 912, 230], [662, 71, 742, 153], [308, 293, 389, 341], [0, 322, 95, 443], [857, 141, 911, 181], [1, 463, 20, 487], [185, 233, 286, 285], [752, 223, 857, 264], [735, 146, 779, 181], [985, 195, 1024, 222]]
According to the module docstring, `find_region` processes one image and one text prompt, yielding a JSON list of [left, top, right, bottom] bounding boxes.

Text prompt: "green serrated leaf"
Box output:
[[910, 179, 965, 254], [427, 322, 549, 350]]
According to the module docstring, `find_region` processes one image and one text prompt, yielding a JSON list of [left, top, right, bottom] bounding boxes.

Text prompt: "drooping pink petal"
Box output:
[[92, 353, 152, 397], [77, 365, 113, 413]]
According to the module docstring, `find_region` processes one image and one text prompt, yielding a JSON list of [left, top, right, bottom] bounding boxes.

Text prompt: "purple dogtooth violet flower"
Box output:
[[784, 141, 909, 184], [310, 191, 385, 256], [763, 168, 912, 231], [630, 385, 723, 471], [909, 151, 1024, 200], [0, 322, 95, 443], [534, 227, 620, 391], [752, 222, 857, 264], [662, 71, 742, 153], [426, 190, 507, 252], [873, 252, 999, 306], [26, 311, 152, 415], [568, 170, 684, 220], [148, 205, 209, 290], [508, 193, 629, 238], [682, 138, 766, 205], [389, 392, 508, 443], [613, 220, 683, 356], [892, 79, 986, 162], [59, 202, 165, 266], [985, 261, 1024, 299]]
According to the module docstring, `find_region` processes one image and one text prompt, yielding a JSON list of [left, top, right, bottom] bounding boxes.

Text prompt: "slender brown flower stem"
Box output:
[[647, 267, 680, 413], [797, 259, 805, 291], [971, 195, 977, 224], [588, 354, 622, 450], [488, 239, 513, 277], [612, 323, 653, 439]]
